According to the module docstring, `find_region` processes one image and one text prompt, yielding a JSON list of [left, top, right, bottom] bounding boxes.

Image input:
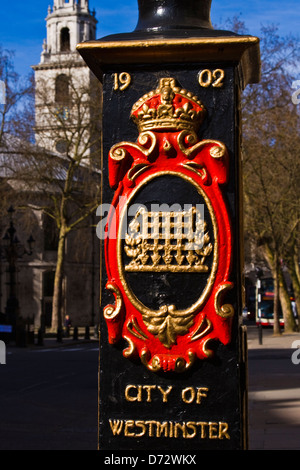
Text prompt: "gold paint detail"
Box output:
[[123, 335, 136, 358], [103, 282, 123, 320], [181, 387, 209, 404], [181, 162, 207, 180], [124, 206, 213, 273], [117, 171, 219, 347], [202, 338, 215, 358], [124, 384, 173, 403], [177, 130, 226, 159], [77, 35, 260, 88], [113, 72, 131, 91], [131, 78, 206, 133], [127, 163, 150, 183], [142, 305, 195, 348], [163, 140, 173, 152], [110, 131, 157, 161], [108, 418, 231, 440], [198, 69, 225, 88], [214, 283, 235, 318], [127, 319, 148, 340], [190, 317, 212, 342]]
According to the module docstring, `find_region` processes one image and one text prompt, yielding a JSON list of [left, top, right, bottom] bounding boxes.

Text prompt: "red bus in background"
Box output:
[[256, 278, 284, 327]]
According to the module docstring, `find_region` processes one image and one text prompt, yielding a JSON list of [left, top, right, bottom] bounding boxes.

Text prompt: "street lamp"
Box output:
[[2, 206, 35, 346]]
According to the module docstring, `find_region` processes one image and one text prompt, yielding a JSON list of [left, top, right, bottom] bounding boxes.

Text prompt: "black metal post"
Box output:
[[78, 0, 260, 452], [2, 206, 35, 346]]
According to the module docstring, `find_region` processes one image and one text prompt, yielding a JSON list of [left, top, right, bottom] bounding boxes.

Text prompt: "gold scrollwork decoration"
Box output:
[[177, 130, 226, 160], [103, 282, 123, 320], [109, 131, 157, 162], [127, 319, 149, 340], [214, 283, 234, 318], [202, 338, 215, 358], [123, 335, 136, 358], [190, 317, 212, 342], [127, 163, 150, 183], [181, 162, 207, 180]]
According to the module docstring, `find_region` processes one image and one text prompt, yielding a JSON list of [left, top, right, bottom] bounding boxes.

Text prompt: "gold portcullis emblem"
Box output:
[[124, 206, 213, 273]]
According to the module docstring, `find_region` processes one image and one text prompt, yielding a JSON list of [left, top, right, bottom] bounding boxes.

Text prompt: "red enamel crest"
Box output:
[[103, 78, 234, 373]]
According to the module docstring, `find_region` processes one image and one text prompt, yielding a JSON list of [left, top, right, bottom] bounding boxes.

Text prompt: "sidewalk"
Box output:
[[39, 325, 300, 451], [247, 325, 300, 450], [5, 327, 99, 351], [5, 325, 300, 450]]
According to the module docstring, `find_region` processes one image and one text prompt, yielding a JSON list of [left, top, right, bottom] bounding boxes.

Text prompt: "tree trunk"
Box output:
[[262, 244, 297, 334], [262, 245, 281, 334], [278, 265, 297, 333], [273, 252, 281, 336], [286, 253, 300, 329], [51, 229, 66, 334]]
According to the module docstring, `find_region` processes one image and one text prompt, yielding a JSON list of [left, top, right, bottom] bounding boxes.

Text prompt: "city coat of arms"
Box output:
[[103, 77, 234, 373]]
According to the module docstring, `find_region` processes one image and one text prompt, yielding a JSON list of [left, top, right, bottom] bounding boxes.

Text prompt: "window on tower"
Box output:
[[55, 74, 70, 104], [60, 27, 70, 52]]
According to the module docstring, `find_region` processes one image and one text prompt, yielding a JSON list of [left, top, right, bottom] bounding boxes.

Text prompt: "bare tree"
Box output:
[[10, 64, 102, 337], [0, 47, 33, 146], [242, 25, 300, 333]]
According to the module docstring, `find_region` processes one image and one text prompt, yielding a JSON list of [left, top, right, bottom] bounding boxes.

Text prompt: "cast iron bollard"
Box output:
[[73, 326, 78, 341], [78, 0, 260, 452]]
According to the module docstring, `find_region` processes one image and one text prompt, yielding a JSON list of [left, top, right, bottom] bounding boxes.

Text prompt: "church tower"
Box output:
[[32, 0, 98, 154]]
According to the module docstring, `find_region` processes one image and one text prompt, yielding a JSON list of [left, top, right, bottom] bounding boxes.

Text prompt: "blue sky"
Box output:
[[0, 0, 299, 77]]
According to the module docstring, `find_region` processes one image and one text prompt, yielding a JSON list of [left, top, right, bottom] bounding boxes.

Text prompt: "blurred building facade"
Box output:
[[0, 0, 100, 335]]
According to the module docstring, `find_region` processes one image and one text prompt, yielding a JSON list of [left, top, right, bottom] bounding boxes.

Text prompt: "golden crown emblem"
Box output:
[[131, 78, 206, 133]]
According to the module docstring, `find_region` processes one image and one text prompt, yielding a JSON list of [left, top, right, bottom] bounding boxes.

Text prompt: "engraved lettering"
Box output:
[[143, 385, 156, 402], [209, 422, 219, 439], [186, 421, 197, 439], [182, 386, 195, 403], [196, 421, 207, 439], [109, 419, 124, 435], [113, 72, 131, 91], [169, 420, 174, 438], [182, 386, 209, 404], [219, 422, 230, 439], [199, 69, 212, 87], [124, 420, 135, 437], [145, 420, 157, 437], [157, 385, 173, 402], [125, 385, 142, 402], [196, 387, 209, 404], [135, 420, 147, 437], [212, 69, 225, 87], [108, 419, 230, 439], [198, 69, 225, 88], [174, 422, 186, 438], [156, 421, 169, 437], [124, 384, 174, 403]]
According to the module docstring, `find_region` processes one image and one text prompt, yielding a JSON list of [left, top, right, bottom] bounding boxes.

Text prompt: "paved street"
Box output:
[[0, 341, 98, 450], [247, 325, 300, 450], [0, 326, 300, 450]]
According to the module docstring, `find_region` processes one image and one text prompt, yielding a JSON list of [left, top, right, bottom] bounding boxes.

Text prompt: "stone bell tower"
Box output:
[[32, 0, 97, 153]]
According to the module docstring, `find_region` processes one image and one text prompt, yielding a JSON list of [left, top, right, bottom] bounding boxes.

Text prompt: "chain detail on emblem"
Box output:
[[124, 206, 212, 272]]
